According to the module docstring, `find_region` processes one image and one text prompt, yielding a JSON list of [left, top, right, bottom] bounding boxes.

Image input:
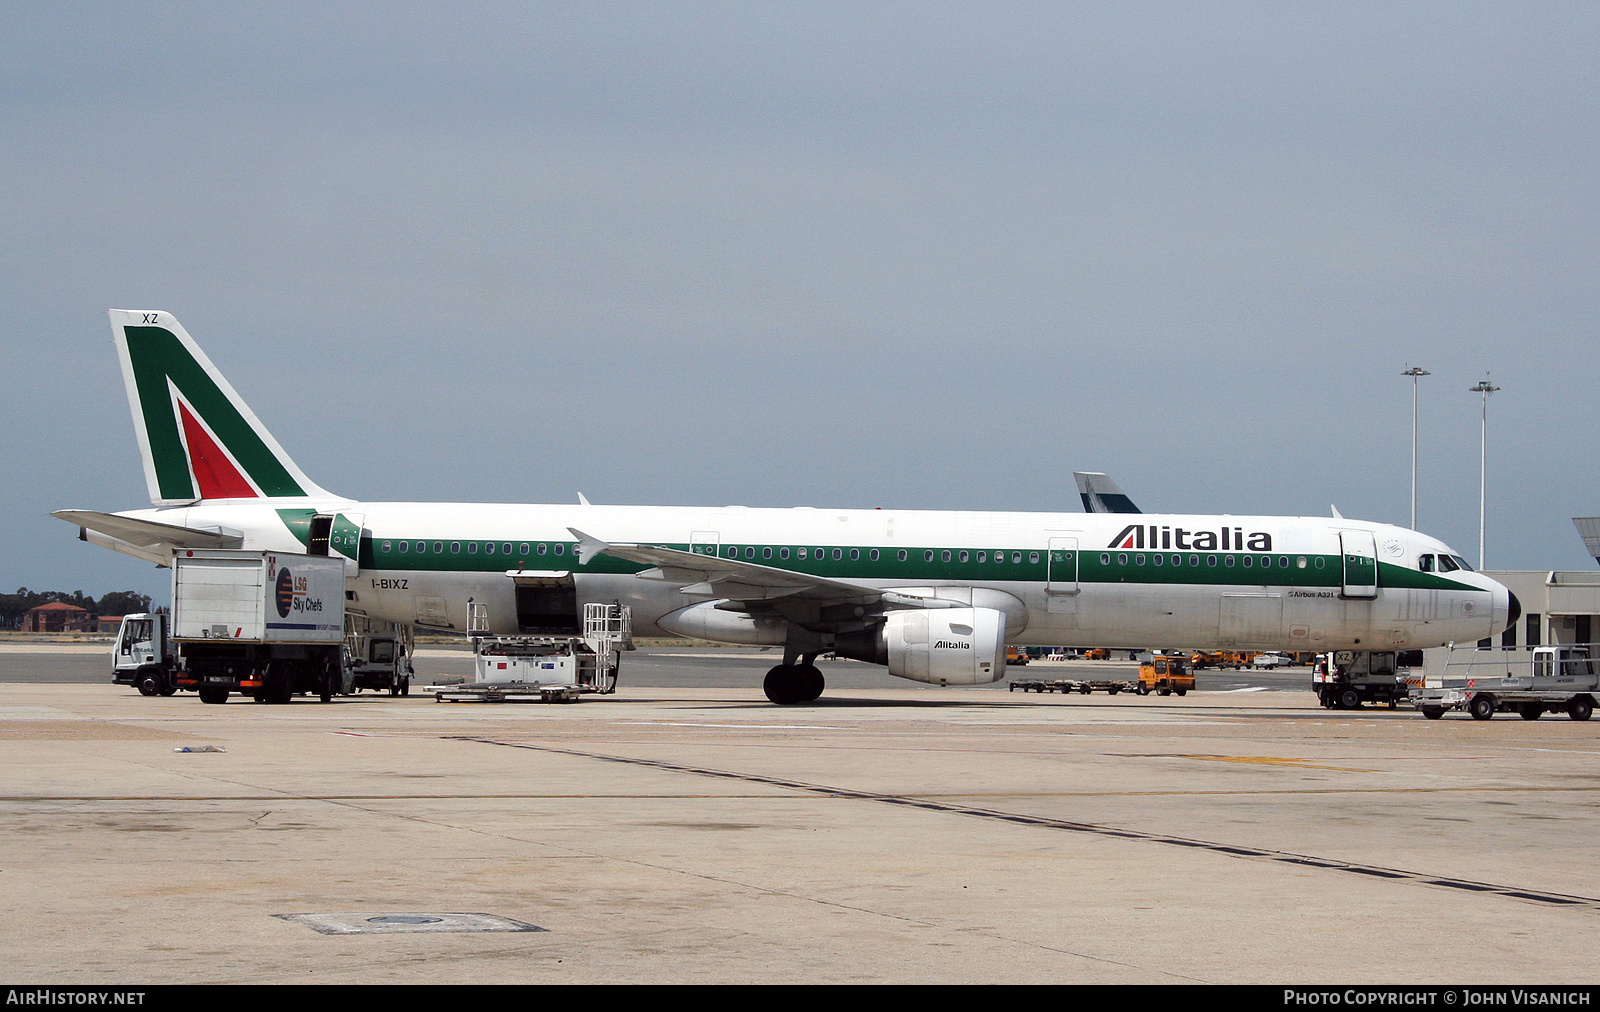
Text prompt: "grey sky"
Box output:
[[3, 2, 1597, 603]]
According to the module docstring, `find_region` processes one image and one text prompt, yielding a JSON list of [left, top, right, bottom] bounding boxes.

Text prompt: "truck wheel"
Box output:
[[1339, 688, 1361, 710], [1136, 685, 1149, 695], [1569, 697, 1594, 722], [199, 687, 228, 704], [1174, 688, 1187, 697], [400, 678, 410, 697], [1469, 694, 1496, 721], [136, 669, 160, 696], [1421, 706, 1445, 720], [1518, 703, 1543, 721]]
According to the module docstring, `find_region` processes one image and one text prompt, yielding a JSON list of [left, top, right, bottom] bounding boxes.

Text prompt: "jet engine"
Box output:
[[835, 607, 1006, 685]]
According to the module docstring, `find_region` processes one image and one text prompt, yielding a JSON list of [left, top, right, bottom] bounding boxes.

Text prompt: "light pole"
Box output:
[[1469, 375, 1500, 569], [1402, 366, 1429, 529]]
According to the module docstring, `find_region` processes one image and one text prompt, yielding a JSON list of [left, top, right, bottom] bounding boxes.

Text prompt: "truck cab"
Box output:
[[112, 613, 178, 696]]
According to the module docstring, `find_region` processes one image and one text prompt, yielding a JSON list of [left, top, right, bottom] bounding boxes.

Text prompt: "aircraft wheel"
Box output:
[[1469, 694, 1496, 721], [764, 665, 802, 705], [1421, 706, 1445, 720], [1518, 703, 1543, 721], [795, 664, 825, 703], [1569, 697, 1594, 722]]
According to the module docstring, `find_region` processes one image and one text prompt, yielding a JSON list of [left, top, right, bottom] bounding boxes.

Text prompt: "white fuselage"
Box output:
[[118, 499, 1513, 655]]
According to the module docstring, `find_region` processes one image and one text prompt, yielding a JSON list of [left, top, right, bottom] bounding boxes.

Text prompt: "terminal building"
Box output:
[[1480, 570, 1600, 648]]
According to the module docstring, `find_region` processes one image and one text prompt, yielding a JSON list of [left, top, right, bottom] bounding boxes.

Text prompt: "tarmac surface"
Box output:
[[4, 644, 1599, 984]]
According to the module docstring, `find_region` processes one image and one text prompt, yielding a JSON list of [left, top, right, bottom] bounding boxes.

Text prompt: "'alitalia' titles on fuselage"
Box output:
[[1110, 523, 1272, 552]]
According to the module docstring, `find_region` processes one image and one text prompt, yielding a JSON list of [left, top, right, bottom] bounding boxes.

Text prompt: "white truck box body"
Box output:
[[172, 550, 345, 645]]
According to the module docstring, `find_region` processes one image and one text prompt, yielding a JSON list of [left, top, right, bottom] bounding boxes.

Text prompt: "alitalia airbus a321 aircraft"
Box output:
[[57, 310, 1518, 703]]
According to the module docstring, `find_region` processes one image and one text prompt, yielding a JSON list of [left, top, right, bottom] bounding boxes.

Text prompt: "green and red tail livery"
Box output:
[[109, 310, 334, 505]]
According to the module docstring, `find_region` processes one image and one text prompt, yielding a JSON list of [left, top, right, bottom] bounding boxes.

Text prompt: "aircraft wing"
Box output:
[[52, 509, 245, 551], [570, 528, 888, 604]]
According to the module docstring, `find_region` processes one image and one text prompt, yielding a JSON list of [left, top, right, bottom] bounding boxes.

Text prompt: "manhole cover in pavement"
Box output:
[[276, 912, 546, 934]]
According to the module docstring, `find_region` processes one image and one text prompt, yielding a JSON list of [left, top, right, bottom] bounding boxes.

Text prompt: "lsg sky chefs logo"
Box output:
[[275, 561, 295, 618], [1109, 524, 1273, 552], [272, 557, 320, 618]]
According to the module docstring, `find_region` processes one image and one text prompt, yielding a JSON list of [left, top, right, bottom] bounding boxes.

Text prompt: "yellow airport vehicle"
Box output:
[[1137, 655, 1193, 696]]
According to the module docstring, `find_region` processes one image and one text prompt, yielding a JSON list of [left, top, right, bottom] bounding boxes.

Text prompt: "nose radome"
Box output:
[[1505, 590, 1522, 630]]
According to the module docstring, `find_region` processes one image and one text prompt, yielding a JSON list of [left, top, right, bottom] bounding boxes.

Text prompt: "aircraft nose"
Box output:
[[1505, 590, 1522, 631]]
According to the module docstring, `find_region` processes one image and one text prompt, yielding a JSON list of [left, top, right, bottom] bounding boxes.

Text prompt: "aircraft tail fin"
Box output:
[[109, 310, 337, 505], [1574, 517, 1600, 568], [1073, 472, 1142, 514]]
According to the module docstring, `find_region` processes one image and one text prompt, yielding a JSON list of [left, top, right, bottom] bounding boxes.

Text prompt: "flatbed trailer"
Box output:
[[432, 682, 583, 703], [1009, 678, 1135, 695], [1413, 643, 1598, 721]]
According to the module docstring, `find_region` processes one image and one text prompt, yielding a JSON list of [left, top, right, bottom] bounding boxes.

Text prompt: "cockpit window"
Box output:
[[1438, 555, 1460, 573], [1418, 554, 1434, 572], [1450, 555, 1474, 572]]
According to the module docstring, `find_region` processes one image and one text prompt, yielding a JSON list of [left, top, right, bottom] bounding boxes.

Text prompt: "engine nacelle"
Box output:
[[883, 607, 1007, 685], [658, 602, 787, 645]]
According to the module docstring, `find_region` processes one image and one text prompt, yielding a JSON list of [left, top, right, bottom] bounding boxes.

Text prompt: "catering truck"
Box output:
[[169, 549, 348, 704]]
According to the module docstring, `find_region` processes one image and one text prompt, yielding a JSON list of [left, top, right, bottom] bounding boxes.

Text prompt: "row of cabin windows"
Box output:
[[1099, 552, 1326, 571], [717, 546, 1044, 565], [382, 540, 566, 557]]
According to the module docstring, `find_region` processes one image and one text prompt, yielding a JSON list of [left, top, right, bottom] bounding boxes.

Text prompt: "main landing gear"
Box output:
[[764, 662, 824, 704]]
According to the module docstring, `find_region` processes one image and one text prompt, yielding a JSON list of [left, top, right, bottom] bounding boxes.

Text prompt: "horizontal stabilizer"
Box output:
[[51, 509, 244, 551]]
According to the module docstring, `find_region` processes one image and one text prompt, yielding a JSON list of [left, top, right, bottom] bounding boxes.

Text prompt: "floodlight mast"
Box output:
[[1402, 366, 1429, 530], [1470, 375, 1500, 569]]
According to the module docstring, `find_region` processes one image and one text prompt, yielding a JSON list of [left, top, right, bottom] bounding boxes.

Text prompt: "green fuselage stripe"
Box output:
[[349, 537, 1473, 592]]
